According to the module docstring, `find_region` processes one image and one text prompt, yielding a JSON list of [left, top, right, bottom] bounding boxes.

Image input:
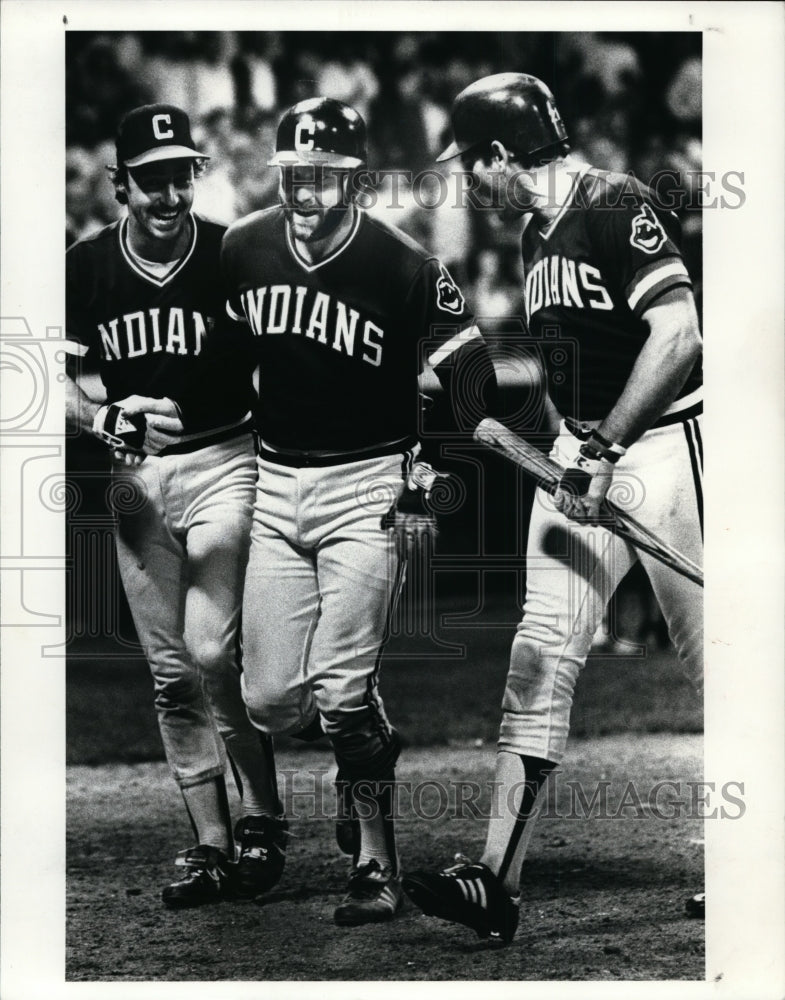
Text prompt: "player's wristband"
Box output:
[[585, 432, 627, 465]]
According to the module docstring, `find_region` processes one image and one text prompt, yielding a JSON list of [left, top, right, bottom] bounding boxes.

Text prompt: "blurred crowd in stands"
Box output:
[[66, 31, 703, 320]]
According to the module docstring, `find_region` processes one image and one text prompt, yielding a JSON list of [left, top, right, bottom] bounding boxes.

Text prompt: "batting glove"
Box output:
[[116, 395, 185, 457], [92, 403, 146, 453], [554, 433, 626, 526], [381, 461, 446, 552]]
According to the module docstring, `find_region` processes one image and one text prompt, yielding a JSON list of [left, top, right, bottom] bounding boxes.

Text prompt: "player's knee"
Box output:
[[243, 691, 302, 736], [152, 668, 203, 713], [186, 636, 231, 676], [325, 712, 401, 783], [506, 634, 547, 696]]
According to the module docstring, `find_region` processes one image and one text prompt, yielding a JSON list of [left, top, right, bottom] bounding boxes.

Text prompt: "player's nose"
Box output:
[[159, 182, 179, 206], [292, 183, 315, 206]]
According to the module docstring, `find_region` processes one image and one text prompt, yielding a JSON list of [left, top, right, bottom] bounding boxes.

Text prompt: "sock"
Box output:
[[354, 778, 398, 875], [180, 775, 233, 854], [481, 752, 555, 897], [226, 731, 282, 817]]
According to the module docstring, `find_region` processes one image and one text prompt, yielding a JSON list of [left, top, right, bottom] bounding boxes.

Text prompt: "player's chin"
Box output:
[[287, 211, 322, 240]]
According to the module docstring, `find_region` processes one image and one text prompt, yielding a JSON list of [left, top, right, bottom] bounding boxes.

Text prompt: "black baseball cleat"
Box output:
[[232, 814, 288, 898], [402, 855, 520, 944], [161, 845, 232, 908], [685, 891, 705, 919], [334, 859, 403, 926]]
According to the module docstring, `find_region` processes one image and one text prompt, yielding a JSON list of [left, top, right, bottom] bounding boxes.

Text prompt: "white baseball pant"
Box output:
[[499, 415, 703, 764], [112, 434, 260, 788]]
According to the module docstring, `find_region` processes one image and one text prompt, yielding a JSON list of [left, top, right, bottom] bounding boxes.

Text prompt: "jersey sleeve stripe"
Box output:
[[428, 324, 482, 368], [64, 339, 89, 357], [627, 260, 690, 313]]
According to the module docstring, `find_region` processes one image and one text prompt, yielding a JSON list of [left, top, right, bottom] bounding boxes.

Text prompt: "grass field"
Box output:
[[67, 593, 701, 765]]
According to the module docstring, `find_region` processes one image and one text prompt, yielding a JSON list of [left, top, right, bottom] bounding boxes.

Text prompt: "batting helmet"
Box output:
[[269, 97, 367, 168], [437, 73, 568, 165]]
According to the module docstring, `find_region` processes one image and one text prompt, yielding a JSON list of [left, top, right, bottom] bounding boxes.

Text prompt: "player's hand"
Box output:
[[93, 403, 146, 457], [115, 395, 185, 456], [114, 395, 180, 419], [553, 440, 618, 526], [381, 462, 445, 556]]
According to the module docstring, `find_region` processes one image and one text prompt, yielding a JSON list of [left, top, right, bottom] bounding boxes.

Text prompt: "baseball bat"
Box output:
[[474, 417, 704, 588]]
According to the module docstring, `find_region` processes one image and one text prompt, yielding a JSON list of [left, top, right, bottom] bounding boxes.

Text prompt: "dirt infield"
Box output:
[[67, 735, 704, 983]]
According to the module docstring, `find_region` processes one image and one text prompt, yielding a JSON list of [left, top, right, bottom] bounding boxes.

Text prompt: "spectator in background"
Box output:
[[66, 148, 107, 246], [144, 33, 237, 120], [67, 35, 151, 147], [232, 33, 281, 126], [467, 249, 521, 325], [190, 109, 238, 224], [228, 122, 281, 216], [316, 51, 380, 124]]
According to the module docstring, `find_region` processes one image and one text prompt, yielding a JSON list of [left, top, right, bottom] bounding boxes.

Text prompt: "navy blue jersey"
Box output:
[[522, 167, 703, 421], [222, 205, 492, 451], [66, 213, 255, 431]]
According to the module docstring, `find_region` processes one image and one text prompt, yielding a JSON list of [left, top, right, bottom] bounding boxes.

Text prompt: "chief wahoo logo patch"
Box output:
[[629, 203, 667, 255], [436, 264, 465, 314]]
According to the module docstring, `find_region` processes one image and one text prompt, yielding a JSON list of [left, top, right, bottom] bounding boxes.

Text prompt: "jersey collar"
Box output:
[[284, 206, 362, 273], [536, 163, 590, 241], [119, 213, 198, 287]]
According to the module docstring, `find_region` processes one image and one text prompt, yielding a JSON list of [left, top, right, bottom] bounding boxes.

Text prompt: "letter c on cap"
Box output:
[[294, 120, 315, 151], [153, 114, 174, 141]]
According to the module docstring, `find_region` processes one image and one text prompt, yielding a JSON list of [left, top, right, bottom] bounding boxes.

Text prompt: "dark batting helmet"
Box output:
[[269, 97, 367, 168], [437, 73, 568, 166]]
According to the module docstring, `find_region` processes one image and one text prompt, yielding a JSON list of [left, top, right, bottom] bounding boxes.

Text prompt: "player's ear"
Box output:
[[490, 141, 511, 171], [106, 164, 128, 206]]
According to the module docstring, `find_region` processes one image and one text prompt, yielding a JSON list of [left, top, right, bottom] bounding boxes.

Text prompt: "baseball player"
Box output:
[[65, 104, 281, 907], [403, 73, 704, 942], [219, 97, 499, 926]]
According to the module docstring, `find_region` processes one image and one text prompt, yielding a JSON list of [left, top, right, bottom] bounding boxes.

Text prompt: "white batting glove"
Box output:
[[553, 433, 626, 526], [93, 403, 146, 452], [114, 395, 185, 456], [381, 462, 447, 552]]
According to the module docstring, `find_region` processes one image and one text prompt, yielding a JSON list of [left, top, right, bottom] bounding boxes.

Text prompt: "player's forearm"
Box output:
[[597, 298, 701, 449], [65, 372, 101, 435], [431, 336, 500, 433]]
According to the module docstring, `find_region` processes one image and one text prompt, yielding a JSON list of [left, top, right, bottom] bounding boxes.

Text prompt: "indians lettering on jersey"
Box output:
[[524, 254, 613, 322], [233, 285, 385, 367], [96, 307, 216, 362]]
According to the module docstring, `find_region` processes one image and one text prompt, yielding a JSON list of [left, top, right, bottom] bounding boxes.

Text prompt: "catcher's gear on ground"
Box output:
[[403, 855, 520, 944], [161, 844, 233, 908], [333, 860, 403, 926], [231, 814, 288, 898], [437, 72, 568, 166], [92, 403, 146, 451], [269, 97, 367, 168], [380, 461, 445, 541]]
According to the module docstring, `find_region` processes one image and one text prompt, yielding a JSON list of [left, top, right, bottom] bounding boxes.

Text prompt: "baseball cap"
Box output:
[[114, 104, 209, 168]]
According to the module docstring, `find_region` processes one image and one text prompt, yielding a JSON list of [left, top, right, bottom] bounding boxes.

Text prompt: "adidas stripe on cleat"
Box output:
[[402, 855, 520, 944]]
